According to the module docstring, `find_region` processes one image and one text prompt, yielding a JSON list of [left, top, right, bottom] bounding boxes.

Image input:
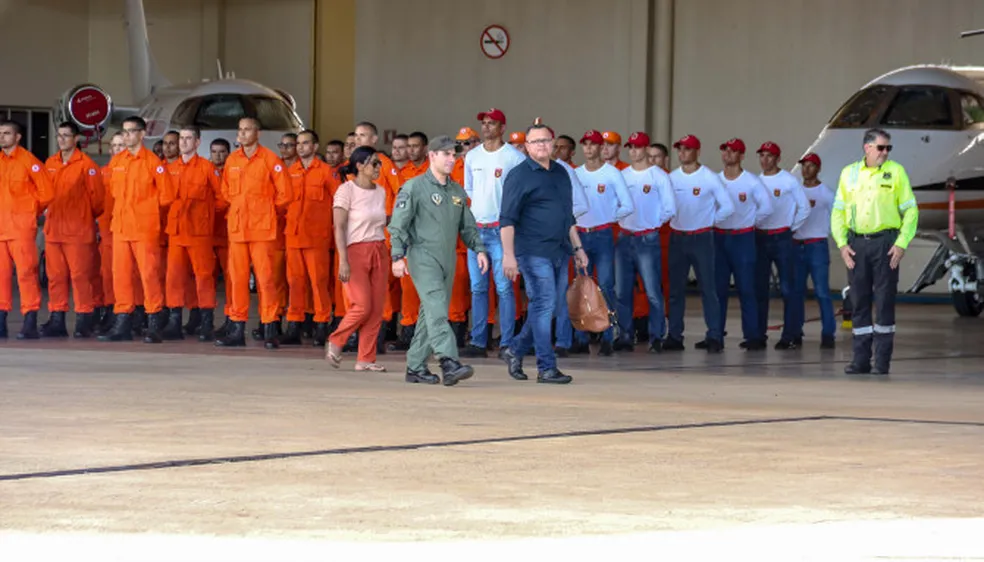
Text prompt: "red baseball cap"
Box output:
[[757, 141, 781, 156], [798, 152, 822, 166], [719, 138, 746, 153], [580, 129, 604, 145], [477, 108, 506, 124], [624, 131, 650, 148], [673, 134, 701, 150]]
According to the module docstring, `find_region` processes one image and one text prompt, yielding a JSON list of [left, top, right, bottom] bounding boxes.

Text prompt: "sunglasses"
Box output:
[[369, 159, 382, 168], [875, 144, 893, 152]]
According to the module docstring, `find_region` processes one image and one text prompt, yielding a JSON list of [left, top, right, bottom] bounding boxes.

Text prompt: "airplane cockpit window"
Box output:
[[879, 86, 955, 129], [248, 96, 302, 130], [195, 95, 246, 129], [960, 92, 984, 128], [170, 94, 300, 131], [829, 85, 893, 128]]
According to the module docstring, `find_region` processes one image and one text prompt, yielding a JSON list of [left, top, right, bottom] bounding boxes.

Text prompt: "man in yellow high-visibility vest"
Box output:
[[831, 128, 918, 375]]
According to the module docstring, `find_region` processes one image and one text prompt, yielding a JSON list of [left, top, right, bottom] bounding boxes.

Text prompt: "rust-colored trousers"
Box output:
[[328, 241, 388, 363]]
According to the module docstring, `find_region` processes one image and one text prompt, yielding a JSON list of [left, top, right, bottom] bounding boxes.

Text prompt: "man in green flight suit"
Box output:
[[389, 135, 490, 386]]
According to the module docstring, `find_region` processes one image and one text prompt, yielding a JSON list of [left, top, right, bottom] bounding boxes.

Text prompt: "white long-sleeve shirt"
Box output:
[[793, 182, 834, 240], [669, 164, 734, 231], [556, 158, 590, 218], [757, 169, 811, 231], [619, 165, 676, 231], [574, 162, 634, 229], [464, 142, 526, 225], [715, 169, 773, 230]]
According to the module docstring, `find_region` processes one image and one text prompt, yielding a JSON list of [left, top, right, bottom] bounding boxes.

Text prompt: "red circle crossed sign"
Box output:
[[480, 25, 510, 59]]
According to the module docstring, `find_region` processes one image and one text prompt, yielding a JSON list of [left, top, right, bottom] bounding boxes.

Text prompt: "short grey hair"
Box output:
[[863, 128, 890, 145]]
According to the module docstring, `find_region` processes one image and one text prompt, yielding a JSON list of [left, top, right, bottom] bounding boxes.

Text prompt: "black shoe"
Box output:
[[161, 308, 184, 340], [131, 306, 147, 337], [405, 366, 440, 384], [214, 321, 246, 347], [634, 317, 650, 344], [872, 364, 890, 375], [844, 362, 871, 375], [460, 344, 488, 358], [183, 308, 202, 336], [553, 346, 569, 358], [143, 310, 164, 343], [612, 337, 634, 352], [96, 306, 115, 335], [312, 322, 329, 347], [198, 309, 215, 342], [388, 324, 415, 351], [280, 321, 303, 345], [705, 339, 723, 353], [251, 321, 263, 341], [569, 341, 590, 354], [40, 311, 69, 338], [213, 315, 232, 339], [774, 339, 798, 350], [98, 313, 133, 342], [499, 347, 527, 381], [439, 357, 474, 386], [694, 339, 709, 350], [301, 313, 315, 339], [537, 368, 572, 384], [16, 310, 40, 340], [820, 336, 836, 349], [662, 337, 685, 351], [599, 340, 614, 356], [343, 331, 358, 352], [376, 325, 387, 355], [263, 321, 280, 350], [0, 310, 7, 338], [73, 312, 94, 338], [648, 340, 663, 354], [742, 339, 767, 351]]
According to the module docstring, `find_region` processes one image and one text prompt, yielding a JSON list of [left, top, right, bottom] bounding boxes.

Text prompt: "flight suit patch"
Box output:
[[452, 196, 463, 207], [431, 193, 443, 205]]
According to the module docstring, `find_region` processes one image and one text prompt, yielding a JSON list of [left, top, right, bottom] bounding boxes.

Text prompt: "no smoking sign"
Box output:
[[480, 24, 509, 59]]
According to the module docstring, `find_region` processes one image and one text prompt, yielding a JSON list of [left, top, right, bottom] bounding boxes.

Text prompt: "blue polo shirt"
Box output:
[[499, 157, 575, 261]]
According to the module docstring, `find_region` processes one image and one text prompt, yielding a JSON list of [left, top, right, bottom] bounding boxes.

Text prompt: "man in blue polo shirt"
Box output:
[[499, 121, 588, 384]]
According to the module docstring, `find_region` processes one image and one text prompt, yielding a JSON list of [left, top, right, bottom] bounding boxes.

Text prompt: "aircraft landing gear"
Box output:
[[948, 257, 984, 317]]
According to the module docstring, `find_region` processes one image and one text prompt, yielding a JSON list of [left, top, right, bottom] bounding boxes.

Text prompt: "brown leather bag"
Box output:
[[567, 271, 612, 333]]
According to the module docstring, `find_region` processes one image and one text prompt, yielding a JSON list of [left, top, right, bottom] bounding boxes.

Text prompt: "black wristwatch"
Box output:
[[392, 255, 404, 262]]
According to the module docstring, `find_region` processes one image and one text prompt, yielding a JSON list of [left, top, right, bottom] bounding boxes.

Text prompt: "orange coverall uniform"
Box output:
[[43, 150, 104, 314], [285, 158, 335, 323], [165, 155, 223, 310], [378, 152, 403, 322], [0, 146, 54, 314], [395, 158, 429, 327], [107, 146, 175, 315], [221, 145, 291, 324], [449, 157, 471, 323]]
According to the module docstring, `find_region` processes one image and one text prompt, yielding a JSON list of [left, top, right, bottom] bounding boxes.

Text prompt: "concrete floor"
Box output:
[[1, 297, 983, 560]]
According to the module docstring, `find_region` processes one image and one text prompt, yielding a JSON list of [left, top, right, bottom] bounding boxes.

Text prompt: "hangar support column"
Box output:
[[648, 0, 674, 146], [313, 0, 355, 141]]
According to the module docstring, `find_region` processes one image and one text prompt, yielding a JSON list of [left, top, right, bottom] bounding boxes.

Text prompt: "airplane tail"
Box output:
[[124, 0, 170, 102]]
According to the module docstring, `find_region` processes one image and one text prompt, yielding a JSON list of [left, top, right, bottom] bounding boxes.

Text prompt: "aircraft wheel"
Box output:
[[952, 290, 984, 317]]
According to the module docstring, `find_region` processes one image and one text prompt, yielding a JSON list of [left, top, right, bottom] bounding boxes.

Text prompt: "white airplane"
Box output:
[[51, 0, 303, 158], [794, 61, 984, 318]]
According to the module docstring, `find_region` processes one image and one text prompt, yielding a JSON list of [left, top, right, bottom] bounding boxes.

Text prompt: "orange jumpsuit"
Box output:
[[43, 150, 104, 314], [165, 155, 223, 310], [221, 145, 291, 324], [285, 158, 335, 323], [395, 158, 429, 327], [107, 146, 175, 315], [378, 152, 403, 322], [328, 172, 347, 318], [449, 157, 471, 323], [213, 206, 231, 318], [0, 146, 54, 314]]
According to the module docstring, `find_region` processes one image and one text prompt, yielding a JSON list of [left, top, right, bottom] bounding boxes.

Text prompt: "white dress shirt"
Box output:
[[715, 169, 773, 231], [556, 158, 590, 218], [793, 182, 834, 240], [757, 169, 811, 231], [619, 164, 676, 232], [574, 162, 635, 229], [669, 164, 734, 231], [464, 142, 527, 225]]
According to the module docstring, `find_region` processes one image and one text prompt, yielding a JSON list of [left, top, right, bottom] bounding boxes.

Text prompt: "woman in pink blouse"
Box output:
[[326, 147, 389, 371]]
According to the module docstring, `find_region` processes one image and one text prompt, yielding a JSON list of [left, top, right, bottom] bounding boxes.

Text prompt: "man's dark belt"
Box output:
[[848, 229, 898, 241]]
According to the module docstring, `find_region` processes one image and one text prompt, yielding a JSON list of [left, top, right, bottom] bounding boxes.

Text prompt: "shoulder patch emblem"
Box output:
[[738, 192, 747, 202], [31, 164, 40, 172], [883, 172, 892, 180], [597, 184, 606, 194], [692, 187, 701, 196], [431, 193, 443, 205], [391, 168, 397, 176], [452, 195, 463, 207], [88, 168, 97, 176], [156, 165, 164, 174], [214, 170, 221, 177], [494, 168, 503, 178], [274, 164, 283, 173], [642, 184, 651, 194], [773, 188, 781, 197]]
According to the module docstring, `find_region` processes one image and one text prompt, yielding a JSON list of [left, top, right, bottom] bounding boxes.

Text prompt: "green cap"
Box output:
[[428, 135, 457, 153]]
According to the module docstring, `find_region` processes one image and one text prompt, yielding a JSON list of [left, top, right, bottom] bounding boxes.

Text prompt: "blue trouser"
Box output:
[[714, 230, 758, 342], [512, 254, 568, 372], [468, 225, 514, 348], [791, 238, 836, 338], [615, 231, 665, 343], [754, 229, 801, 342], [554, 257, 574, 349], [573, 228, 615, 344], [668, 230, 721, 342]]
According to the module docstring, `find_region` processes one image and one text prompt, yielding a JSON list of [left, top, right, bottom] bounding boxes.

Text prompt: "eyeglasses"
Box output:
[[277, 143, 296, 148], [457, 139, 478, 147], [527, 139, 553, 146], [875, 144, 893, 152]]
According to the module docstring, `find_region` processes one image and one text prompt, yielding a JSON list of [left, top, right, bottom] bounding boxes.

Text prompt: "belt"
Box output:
[[476, 221, 499, 228], [671, 227, 712, 236], [714, 227, 754, 235], [795, 237, 827, 244], [757, 227, 790, 235], [577, 223, 614, 233], [848, 229, 898, 240], [621, 227, 659, 237]]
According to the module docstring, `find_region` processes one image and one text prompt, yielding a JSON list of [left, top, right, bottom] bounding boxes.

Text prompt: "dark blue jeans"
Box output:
[[754, 230, 801, 342], [468, 226, 514, 348], [668, 230, 721, 342], [714, 231, 758, 341], [512, 254, 568, 372], [792, 239, 836, 338], [615, 232, 665, 343], [574, 228, 615, 344]]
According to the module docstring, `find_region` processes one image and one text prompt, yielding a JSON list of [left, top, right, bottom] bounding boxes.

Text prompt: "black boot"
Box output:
[[74, 313, 94, 338], [214, 321, 246, 347], [451, 321, 467, 348], [844, 333, 873, 374], [439, 356, 474, 386], [97, 306, 115, 335], [312, 322, 329, 347], [301, 313, 315, 339], [0, 310, 7, 339], [41, 311, 69, 338], [388, 324, 415, 351], [131, 305, 147, 337], [17, 310, 40, 340], [405, 365, 440, 384], [872, 332, 894, 374], [198, 308, 215, 342], [634, 317, 650, 344], [251, 321, 264, 341], [143, 310, 164, 343], [376, 325, 387, 354], [263, 321, 280, 350], [162, 308, 184, 340], [183, 308, 201, 336], [280, 321, 302, 345], [213, 316, 232, 338], [97, 313, 133, 342], [327, 316, 341, 337]]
